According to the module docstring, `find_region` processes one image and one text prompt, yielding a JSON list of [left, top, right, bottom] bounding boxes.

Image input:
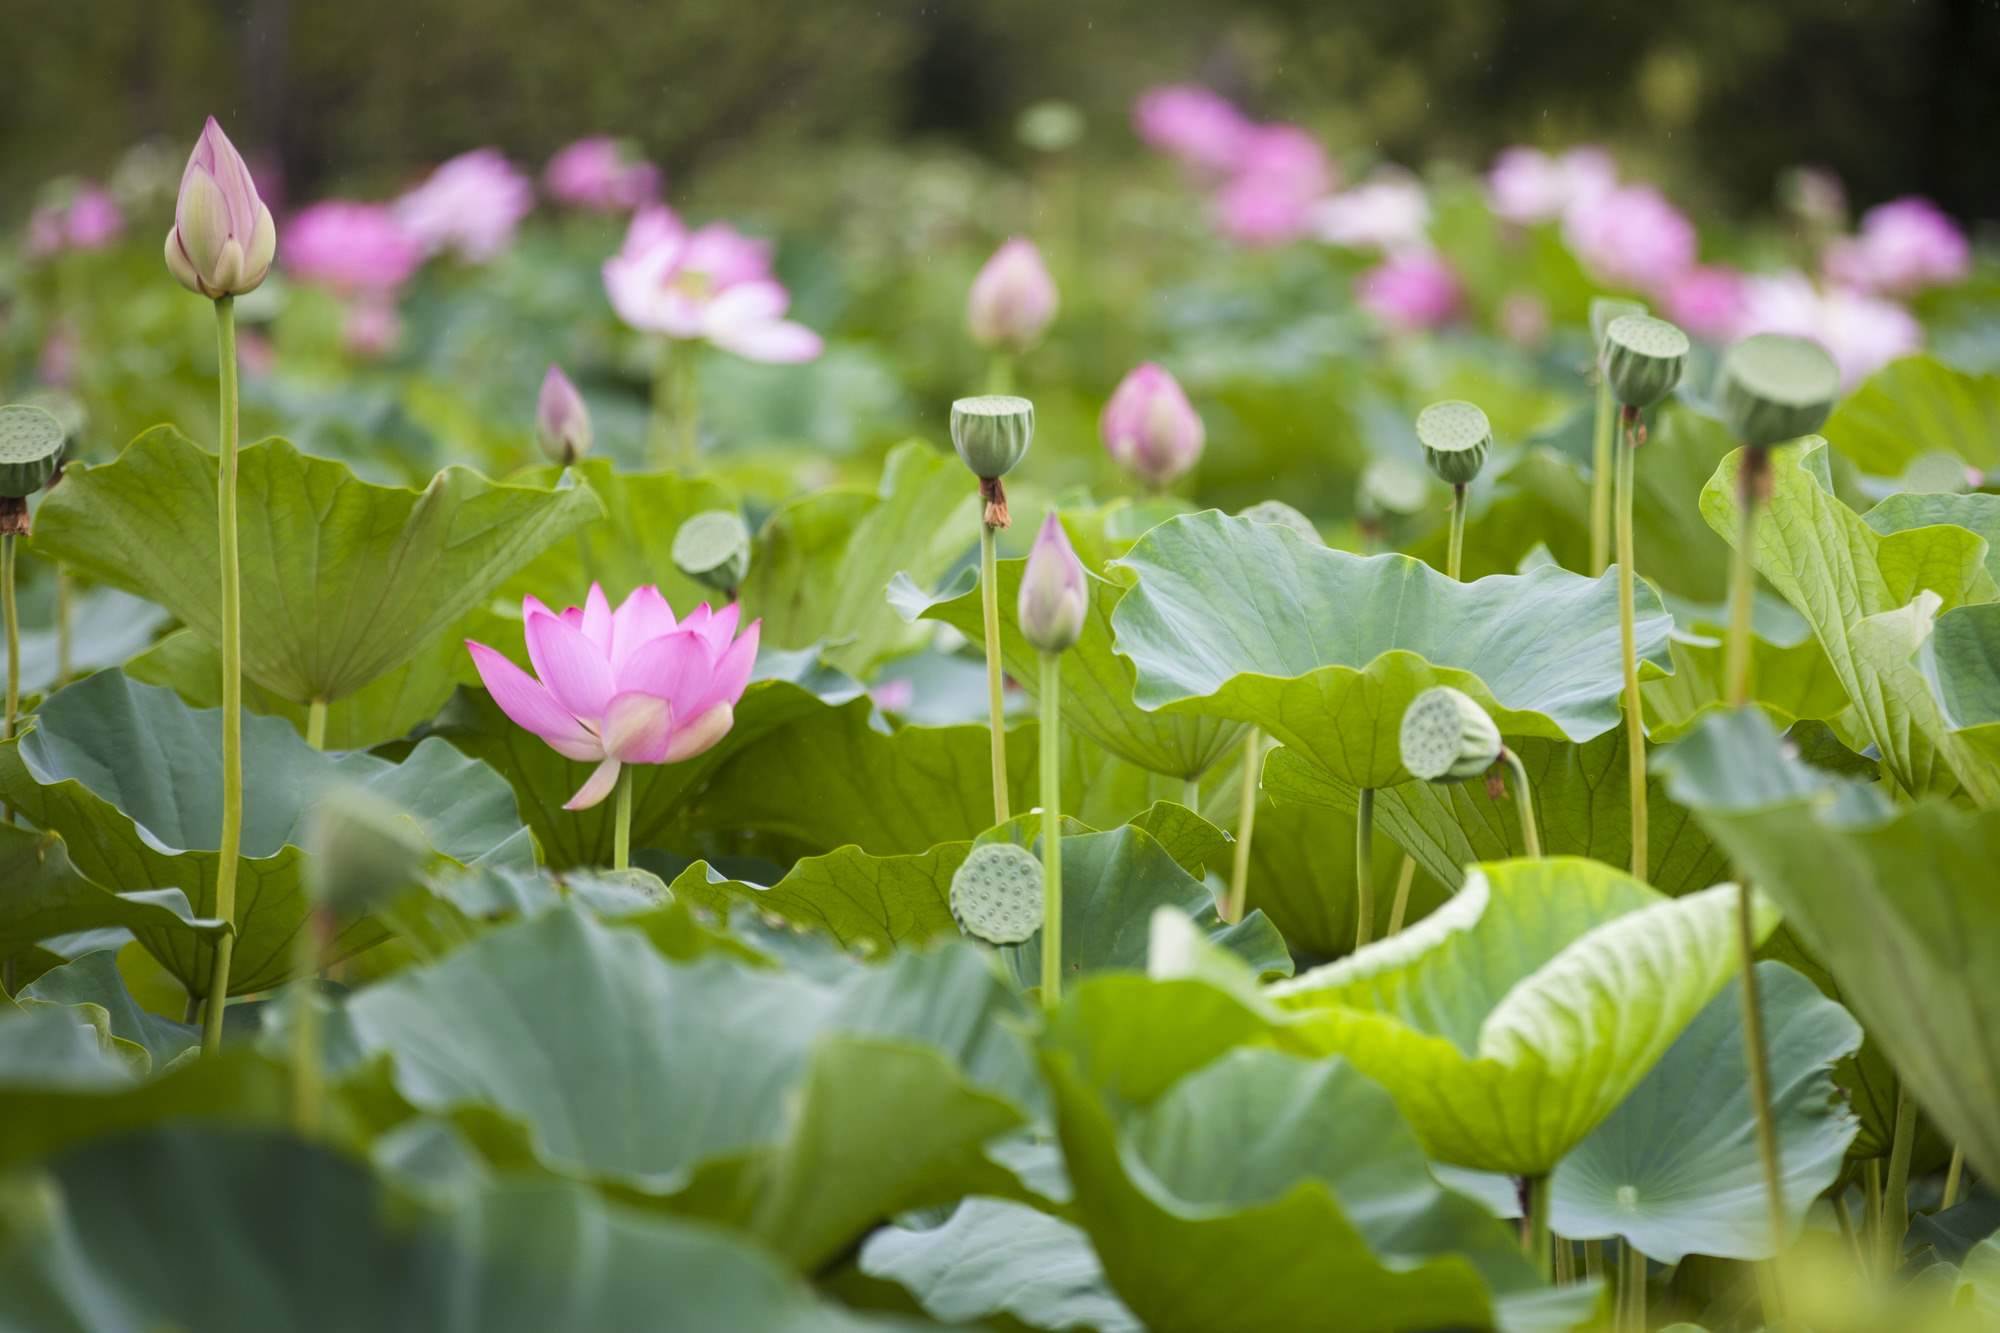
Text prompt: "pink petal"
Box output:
[[705, 620, 760, 711], [664, 702, 736, 762], [611, 585, 678, 670], [706, 279, 789, 325], [602, 690, 675, 763], [699, 602, 742, 655], [615, 627, 712, 700], [524, 609, 616, 721], [465, 640, 603, 761], [708, 317, 823, 365], [581, 583, 613, 653], [681, 604, 714, 636], [564, 757, 623, 811]]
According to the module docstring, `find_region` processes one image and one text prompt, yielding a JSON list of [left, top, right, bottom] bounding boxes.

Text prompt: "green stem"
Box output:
[[1622, 1243, 1646, 1333], [674, 348, 698, 467], [1554, 1235, 1573, 1285], [980, 521, 1010, 827], [290, 908, 324, 1139], [1725, 449, 1764, 707], [1387, 854, 1418, 934], [2, 535, 17, 747], [1038, 651, 1063, 1007], [1943, 1146, 1966, 1211], [1833, 1191, 1864, 1270], [1182, 775, 1200, 813], [305, 698, 328, 750], [54, 567, 71, 689], [649, 338, 676, 466], [1583, 1239, 1603, 1283], [1523, 1174, 1552, 1278], [1589, 378, 1614, 576], [202, 295, 243, 1058], [1447, 483, 1466, 581], [987, 353, 1015, 396], [1225, 729, 1261, 923], [1882, 1081, 1917, 1274], [1354, 788, 1375, 951], [1865, 1158, 1883, 1258], [1615, 415, 1647, 880], [1738, 881, 1789, 1292], [613, 764, 634, 870], [1499, 749, 1541, 857]]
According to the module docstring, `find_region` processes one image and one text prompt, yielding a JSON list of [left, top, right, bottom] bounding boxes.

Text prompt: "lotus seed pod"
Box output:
[[949, 842, 1045, 944], [672, 509, 753, 594], [1356, 457, 1430, 524], [0, 405, 67, 500], [304, 785, 431, 917], [1716, 333, 1840, 449], [1601, 315, 1688, 409], [1399, 685, 1503, 783], [1238, 499, 1323, 546], [1415, 400, 1492, 486], [1588, 297, 1647, 353], [949, 394, 1035, 480]]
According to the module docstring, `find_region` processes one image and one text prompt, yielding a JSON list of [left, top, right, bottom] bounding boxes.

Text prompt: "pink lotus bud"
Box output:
[[536, 365, 592, 464], [967, 238, 1058, 352], [1017, 512, 1087, 654], [164, 117, 277, 299], [1100, 363, 1204, 488]]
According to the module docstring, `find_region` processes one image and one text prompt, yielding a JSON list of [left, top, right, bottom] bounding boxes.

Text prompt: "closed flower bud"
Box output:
[[164, 117, 277, 299], [1399, 686, 1503, 783], [1601, 314, 1688, 410], [951, 393, 1035, 487], [672, 509, 753, 595], [1101, 363, 1204, 488], [1415, 400, 1492, 486], [1716, 333, 1840, 449], [1018, 512, 1087, 654], [967, 238, 1058, 352], [535, 365, 592, 464], [304, 785, 431, 917]]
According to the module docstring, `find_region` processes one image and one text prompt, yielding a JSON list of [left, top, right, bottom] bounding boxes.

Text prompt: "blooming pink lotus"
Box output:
[[1485, 146, 1616, 226], [1823, 196, 1970, 297], [545, 136, 661, 212], [603, 205, 821, 363], [467, 584, 760, 811], [1311, 170, 1431, 253], [283, 201, 424, 295], [1210, 123, 1332, 248], [1356, 250, 1461, 332], [1735, 271, 1922, 387], [1561, 183, 1697, 295], [1132, 85, 1254, 177], [395, 149, 534, 263], [1663, 265, 1750, 341]]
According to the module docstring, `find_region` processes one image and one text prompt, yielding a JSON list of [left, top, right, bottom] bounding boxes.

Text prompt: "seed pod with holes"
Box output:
[[1415, 400, 1492, 486], [949, 842, 1045, 944], [1716, 333, 1840, 449], [1399, 685, 1503, 783], [1601, 315, 1689, 410]]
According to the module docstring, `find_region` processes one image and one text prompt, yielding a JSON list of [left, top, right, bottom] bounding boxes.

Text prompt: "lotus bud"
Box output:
[[951, 394, 1034, 527], [949, 842, 1044, 944], [1018, 512, 1087, 654], [535, 365, 592, 464], [1399, 685, 1503, 783], [164, 117, 277, 299], [1601, 314, 1688, 410], [304, 785, 431, 917], [1716, 333, 1840, 450], [0, 404, 68, 536], [967, 238, 1058, 352], [1415, 400, 1492, 486], [1100, 363, 1204, 489], [672, 509, 753, 596], [1588, 297, 1647, 354], [1238, 499, 1323, 546]]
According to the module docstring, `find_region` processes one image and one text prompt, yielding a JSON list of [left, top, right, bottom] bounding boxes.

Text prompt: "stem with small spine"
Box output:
[[980, 521, 1010, 826], [1725, 447, 1765, 707], [613, 765, 634, 871], [1225, 729, 1261, 923], [1354, 788, 1375, 951], [1738, 882, 1789, 1318], [201, 295, 244, 1057], [1038, 651, 1063, 1006], [54, 568, 72, 688], [1523, 1175, 1552, 1278], [2, 536, 17, 750], [1182, 776, 1200, 813], [1615, 414, 1647, 879], [1622, 1244, 1646, 1332], [1943, 1146, 1966, 1211], [305, 698, 327, 749], [1386, 855, 1418, 934], [1499, 749, 1541, 856], [1446, 483, 1466, 581], [1589, 377, 1614, 575]]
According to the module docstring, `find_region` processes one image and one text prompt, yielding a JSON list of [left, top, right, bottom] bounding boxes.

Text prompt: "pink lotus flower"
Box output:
[[283, 202, 424, 295], [1311, 170, 1431, 253], [967, 237, 1058, 352], [536, 365, 592, 463], [1356, 250, 1461, 332], [604, 205, 821, 363], [545, 136, 661, 212], [467, 584, 759, 811], [341, 297, 402, 360], [1498, 292, 1550, 348], [1132, 84, 1254, 176], [1561, 183, 1696, 294], [1485, 146, 1616, 226], [395, 149, 533, 263], [64, 185, 125, 251], [1823, 196, 1970, 297], [164, 117, 277, 298], [1210, 124, 1332, 248], [1101, 363, 1204, 488], [37, 324, 76, 387], [1735, 271, 1922, 387], [1662, 265, 1750, 341]]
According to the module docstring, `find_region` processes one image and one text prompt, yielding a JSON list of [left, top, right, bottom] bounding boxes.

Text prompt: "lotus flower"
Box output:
[[62, 185, 125, 251], [283, 201, 424, 294], [1561, 183, 1696, 294], [1355, 250, 1461, 332], [1018, 514, 1087, 654], [967, 237, 1059, 351], [1210, 124, 1332, 248], [341, 297, 402, 360], [395, 149, 534, 263], [545, 136, 661, 212], [536, 365, 592, 463], [1132, 84, 1254, 176], [1484, 145, 1616, 226], [1823, 196, 1970, 297], [1662, 265, 1751, 341], [1311, 170, 1430, 253], [1101, 363, 1204, 488], [466, 584, 759, 811], [603, 205, 821, 363], [1734, 271, 1921, 387], [164, 117, 277, 298]]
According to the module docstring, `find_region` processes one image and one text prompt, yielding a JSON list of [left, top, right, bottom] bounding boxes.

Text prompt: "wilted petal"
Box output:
[[524, 609, 616, 721], [466, 641, 601, 760]]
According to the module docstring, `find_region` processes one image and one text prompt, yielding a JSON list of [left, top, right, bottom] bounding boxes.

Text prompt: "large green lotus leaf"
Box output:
[[32, 427, 602, 704], [0, 671, 528, 996], [1641, 630, 1851, 743], [1656, 707, 2000, 1183], [0, 587, 168, 699], [1866, 491, 2000, 584], [1847, 593, 2000, 806], [1110, 511, 1672, 789], [0, 1003, 139, 1091], [0, 1127, 926, 1332], [1821, 355, 2000, 477], [741, 439, 980, 677], [895, 556, 1245, 781], [501, 460, 738, 611], [1263, 730, 1727, 897], [1260, 858, 1774, 1174], [1700, 438, 2000, 800], [343, 908, 1036, 1267], [18, 950, 198, 1074], [0, 824, 226, 967]]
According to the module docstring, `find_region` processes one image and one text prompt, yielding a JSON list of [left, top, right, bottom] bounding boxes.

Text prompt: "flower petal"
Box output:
[[614, 627, 711, 700], [707, 316, 823, 365], [524, 609, 616, 721], [664, 701, 736, 762], [699, 601, 742, 655], [704, 619, 760, 712], [581, 583, 613, 653], [602, 690, 675, 763], [563, 757, 623, 812], [465, 640, 602, 760], [611, 585, 677, 669]]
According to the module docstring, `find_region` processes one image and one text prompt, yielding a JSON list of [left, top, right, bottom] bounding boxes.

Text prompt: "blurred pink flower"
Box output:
[[1133, 84, 1254, 176], [466, 584, 760, 810], [1311, 170, 1430, 253], [1356, 250, 1461, 331], [967, 237, 1059, 351], [1781, 167, 1847, 232], [1486, 146, 1616, 225], [604, 205, 821, 363], [1498, 292, 1549, 348], [26, 207, 66, 259], [1211, 124, 1332, 248], [1736, 271, 1921, 387], [1561, 183, 1696, 294], [236, 329, 276, 377], [284, 202, 424, 295], [1662, 265, 1750, 341], [869, 679, 915, 713], [1823, 196, 1970, 297], [37, 324, 77, 386], [544, 136, 661, 212], [395, 149, 533, 263], [64, 186, 124, 250], [342, 297, 402, 360], [1101, 362, 1204, 488]]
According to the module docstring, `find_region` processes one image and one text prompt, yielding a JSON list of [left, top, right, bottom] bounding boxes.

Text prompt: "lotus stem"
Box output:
[[1553, 1236, 1572, 1284], [290, 907, 326, 1139], [1498, 749, 1541, 857], [674, 348, 699, 468], [1725, 447, 1767, 707], [1522, 1174, 1553, 1278], [1590, 377, 1614, 575], [202, 294, 244, 1058], [1354, 787, 1376, 951], [1882, 1081, 1917, 1274], [1583, 1240, 1603, 1282], [1038, 650, 1063, 1007], [1865, 1159, 1883, 1259], [979, 521, 1010, 826], [613, 764, 634, 871], [1833, 1192, 1863, 1269], [1183, 775, 1200, 813], [1621, 1243, 1646, 1332], [305, 698, 328, 750], [1225, 728, 1261, 923], [1615, 410, 1647, 879], [1943, 1146, 1966, 1211], [1737, 882, 1789, 1316], [2, 535, 17, 747], [1386, 855, 1418, 934], [54, 568, 71, 689], [987, 353, 1015, 396], [1446, 482, 1466, 581]]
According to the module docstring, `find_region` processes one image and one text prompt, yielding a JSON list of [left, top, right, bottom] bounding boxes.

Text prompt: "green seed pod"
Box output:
[[1589, 297, 1647, 354], [949, 395, 1035, 481], [949, 842, 1044, 944], [0, 404, 67, 499], [304, 785, 431, 917], [1601, 315, 1689, 410], [672, 509, 753, 595], [1355, 458, 1430, 525], [1237, 499, 1324, 546], [1716, 333, 1840, 449], [1415, 400, 1492, 486], [1399, 685, 1503, 783]]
